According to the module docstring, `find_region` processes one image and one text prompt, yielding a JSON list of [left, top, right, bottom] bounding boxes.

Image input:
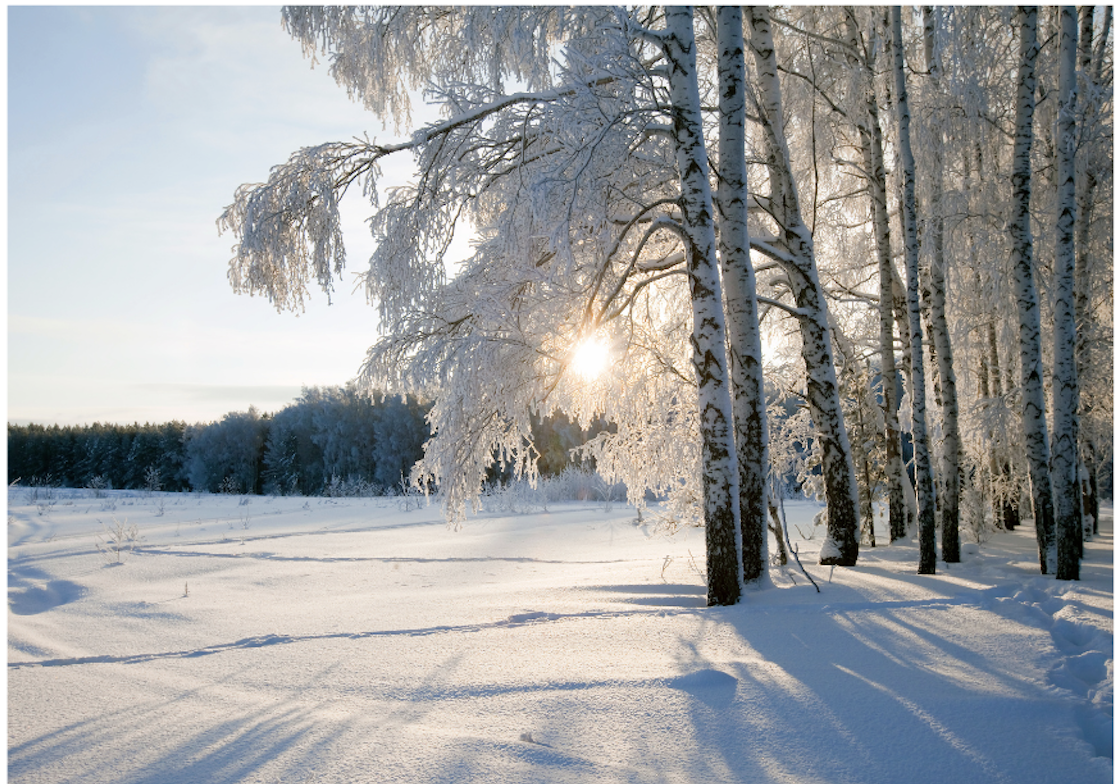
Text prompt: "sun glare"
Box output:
[[571, 335, 610, 381]]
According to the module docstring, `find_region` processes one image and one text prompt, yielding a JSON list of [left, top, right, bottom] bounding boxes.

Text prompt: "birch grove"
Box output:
[[221, 5, 1112, 588]]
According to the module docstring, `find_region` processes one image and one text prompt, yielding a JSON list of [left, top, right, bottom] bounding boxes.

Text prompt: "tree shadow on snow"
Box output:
[[674, 603, 1111, 784], [578, 582, 707, 608], [8, 663, 354, 784]]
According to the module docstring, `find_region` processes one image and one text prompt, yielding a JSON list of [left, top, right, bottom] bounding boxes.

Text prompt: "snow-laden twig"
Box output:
[[782, 497, 820, 592]]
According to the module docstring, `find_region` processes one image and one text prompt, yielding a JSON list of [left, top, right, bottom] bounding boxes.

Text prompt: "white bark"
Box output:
[[849, 8, 908, 543], [921, 7, 962, 563], [1009, 6, 1056, 573], [1074, 6, 1111, 542], [892, 6, 937, 575], [1052, 7, 1081, 580], [661, 7, 743, 605], [716, 6, 767, 585], [747, 6, 859, 567]]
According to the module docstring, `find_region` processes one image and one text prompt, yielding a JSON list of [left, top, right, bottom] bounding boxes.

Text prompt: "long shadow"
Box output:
[[9, 671, 353, 784], [705, 603, 1109, 784], [575, 582, 707, 608], [136, 546, 633, 566]]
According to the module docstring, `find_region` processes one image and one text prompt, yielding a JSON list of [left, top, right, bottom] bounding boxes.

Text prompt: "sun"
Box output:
[[570, 335, 611, 381]]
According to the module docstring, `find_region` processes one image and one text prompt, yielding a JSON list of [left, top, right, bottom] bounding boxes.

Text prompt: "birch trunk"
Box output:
[[870, 52, 907, 544], [662, 7, 743, 604], [1052, 7, 1081, 581], [747, 6, 859, 567], [1009, 6, 1056, 574], [847, 8, 908, 544], [716, 6, 767, 585], [890, 258, 917, 539], [1075, 7, 1110, 542], [892, 6, 937, 575], [922, 7, 962, 563]]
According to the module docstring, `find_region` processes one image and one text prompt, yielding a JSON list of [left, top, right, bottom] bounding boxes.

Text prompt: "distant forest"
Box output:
[[7, 385, 605, 496]]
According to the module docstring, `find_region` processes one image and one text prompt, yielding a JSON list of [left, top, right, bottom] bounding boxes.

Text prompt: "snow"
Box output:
[[8, 488, 1113, 783]]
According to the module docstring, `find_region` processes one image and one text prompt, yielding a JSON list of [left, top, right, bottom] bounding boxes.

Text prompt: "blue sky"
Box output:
[[9, 6, 421, 426]]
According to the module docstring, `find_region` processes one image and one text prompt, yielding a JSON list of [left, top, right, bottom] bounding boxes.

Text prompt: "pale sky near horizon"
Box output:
[[8, 6, 428, 427]]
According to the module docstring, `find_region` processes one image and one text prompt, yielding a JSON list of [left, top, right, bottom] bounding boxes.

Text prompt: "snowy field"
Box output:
[[8, 487, 1113, 784]]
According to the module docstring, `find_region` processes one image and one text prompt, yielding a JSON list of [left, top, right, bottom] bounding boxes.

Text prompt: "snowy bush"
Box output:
[[481, 478, 546, 515], [539, 465, 597, 503], [85, 475, 109, 498], [96, 517, 143, 564], [27, 478, 59, 516], [477, 467, 629, 517], [323, 474, 383, 498], [962, 481, 992, 544]]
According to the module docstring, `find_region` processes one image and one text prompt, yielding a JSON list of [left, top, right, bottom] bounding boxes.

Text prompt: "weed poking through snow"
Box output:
[[96, 517, 143, 565]]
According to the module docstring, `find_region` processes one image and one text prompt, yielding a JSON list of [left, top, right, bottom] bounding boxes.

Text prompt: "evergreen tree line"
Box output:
[[8, 385, 611, 497]]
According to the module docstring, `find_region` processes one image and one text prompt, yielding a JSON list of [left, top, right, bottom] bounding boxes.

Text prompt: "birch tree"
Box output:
[[715, 6, 767, 583], [1009, 6, 1057, 574], [843, 7, 909, 543], [919, 7, 962, 563], [1051, 7, 1081, 580], [222, 6, 767, 604], [892, 6, 937, 575], [1074, 6, 1113, 543], [746, 6, 860, 567], [653, 6, 742, 603]]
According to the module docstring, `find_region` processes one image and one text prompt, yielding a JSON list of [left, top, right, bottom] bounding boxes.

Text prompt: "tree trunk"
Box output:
[[892, 6, 937, 575], [1052, 7, 1081, 581], [986, 285, 1019, 532], [858, 361, 878, 548], [716, 6, 767, 586], [1009, 6, 1056, 574], [747, 7, 859, 567], [768, 500, 789, 566], [663, 6, 743, 605], [853, 8, 908, 544], [922, 7, 962, 563], [1075, 7, 1110, 543]]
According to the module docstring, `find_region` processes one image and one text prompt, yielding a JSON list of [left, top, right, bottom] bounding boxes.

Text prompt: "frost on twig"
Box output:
[[96, 518, 144, 565]]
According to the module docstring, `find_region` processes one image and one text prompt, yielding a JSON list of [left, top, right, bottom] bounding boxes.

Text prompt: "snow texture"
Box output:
[[8, 488, 1113, 784]]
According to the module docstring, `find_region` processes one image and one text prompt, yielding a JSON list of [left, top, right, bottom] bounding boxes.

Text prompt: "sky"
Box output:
[[8, 6, 430, 426]]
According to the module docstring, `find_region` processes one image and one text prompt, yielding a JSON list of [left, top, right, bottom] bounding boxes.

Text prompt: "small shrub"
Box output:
[[481, 478, 544, 515], [85, 475, 109, 498], [324, 474, 381, 498], [28, 477, 59, 516], [396, 472, 427, 511], [238, 496, 252, 529], [96, 517, 143, 564]]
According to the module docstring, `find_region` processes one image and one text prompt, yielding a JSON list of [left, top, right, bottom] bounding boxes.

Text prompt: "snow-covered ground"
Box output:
[[8, 487, 1113, 783]]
